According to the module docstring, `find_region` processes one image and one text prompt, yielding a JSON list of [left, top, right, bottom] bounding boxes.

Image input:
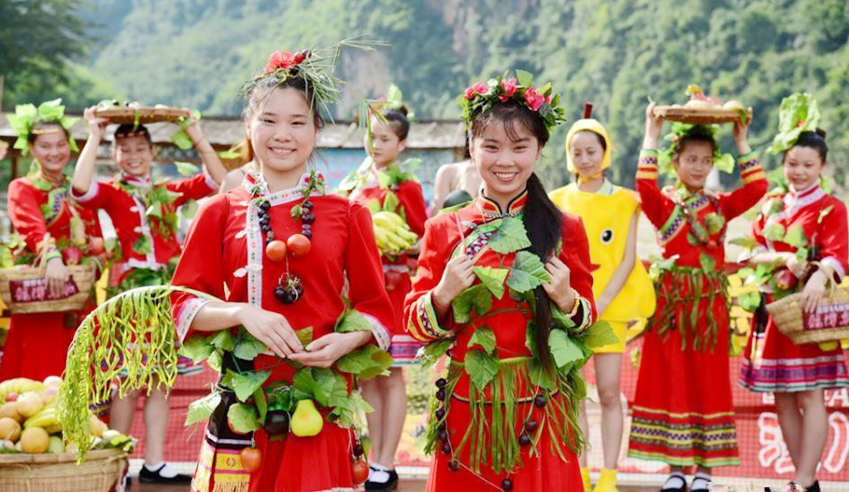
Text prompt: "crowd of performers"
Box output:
[[0, 44, 846, 492]]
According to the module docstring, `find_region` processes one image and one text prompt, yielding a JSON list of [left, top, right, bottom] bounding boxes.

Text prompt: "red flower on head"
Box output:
[[796, 120, 805, 128], [499, 78, 518, 102], [464, 82, 489, 100], [523, 86, 545, 111], [545, 95, 552, 104], [264, 51, 298, 74]]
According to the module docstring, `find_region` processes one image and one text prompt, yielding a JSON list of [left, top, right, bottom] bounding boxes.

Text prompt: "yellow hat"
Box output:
[[565, 118, 612, 174]]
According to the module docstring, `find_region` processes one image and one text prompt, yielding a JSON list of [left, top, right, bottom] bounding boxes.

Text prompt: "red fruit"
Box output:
[[6, 392, 18, 402], [775, 268, 798, 291], [88, 237, 105, 255], [239, 447, 262, 472], [265, 240, 288, 262], [62, 246, 83, 265], [351, 459, 369, 484], [286, 234, 311, 257]]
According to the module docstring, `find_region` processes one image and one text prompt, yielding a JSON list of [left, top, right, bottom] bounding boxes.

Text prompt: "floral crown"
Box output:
[[7, 99, 78, 156], [658, 122, 734, 176], [460, 70, 566, 131], [768, 92, 821, 154]]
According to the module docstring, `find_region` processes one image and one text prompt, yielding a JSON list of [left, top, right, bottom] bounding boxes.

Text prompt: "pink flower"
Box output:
[[499, 78, 518, 101], [464, 82, 489, 100], [523, 86, 545, 111], [545, 95, 552, 104], [264, 51, 298, 74]]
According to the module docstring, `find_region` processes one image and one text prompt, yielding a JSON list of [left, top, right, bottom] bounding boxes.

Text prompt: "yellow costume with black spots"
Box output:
[[550, 118, 656, 353]]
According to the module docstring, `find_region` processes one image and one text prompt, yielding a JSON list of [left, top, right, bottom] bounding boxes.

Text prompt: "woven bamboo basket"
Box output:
[[0, 448, 127, 492], [92, 106, 191, 124], [766, 286, 849, 345], [0, 263, 96, 314], [652, 105, 752, 125]]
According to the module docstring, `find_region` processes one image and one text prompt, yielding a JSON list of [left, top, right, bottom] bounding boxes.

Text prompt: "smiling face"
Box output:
[[113, 134, 155, 177], [470, 119, 541, 207], [569, 130, 605, 179], [673, 140, 714, 190], [247, 86, 317, 179], [365, 115, 405, 167], [784, 145, 824, 191], [29, 125, 71, 178]]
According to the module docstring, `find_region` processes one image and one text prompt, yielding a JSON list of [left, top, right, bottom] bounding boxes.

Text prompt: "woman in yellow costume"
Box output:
[[550, 104, 656, 492]]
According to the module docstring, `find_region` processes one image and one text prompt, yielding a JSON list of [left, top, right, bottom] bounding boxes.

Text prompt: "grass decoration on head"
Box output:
[[657, 122, 735, 177], [460, 70, 567, 131], [7, 99, 78, 156], [768, 92, 821, 155]]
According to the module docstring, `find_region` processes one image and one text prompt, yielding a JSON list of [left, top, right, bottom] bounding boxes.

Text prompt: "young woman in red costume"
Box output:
[[404, 74, 597, 492], [169, 48, 395, 492], [630, 103, 767, 492], [338, 99, 428, 490], [1, 100, 102, 381], [739, 94, 848, 492]]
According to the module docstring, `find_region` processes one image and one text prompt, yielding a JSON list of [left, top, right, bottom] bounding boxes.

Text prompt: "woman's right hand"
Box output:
[[44, 256, 69, 299], [643, 102, 663, 149], [432, 253, 478, 314], [234, 304, 304, 358], [83, 106, 109, 141]]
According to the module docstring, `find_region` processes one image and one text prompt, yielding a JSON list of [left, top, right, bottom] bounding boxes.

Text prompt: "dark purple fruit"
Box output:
[[438, 429, 448, 441], [448, 459, 460, 471], [274, 285, 299, 304], [519, 434, 531, 446], [302, 201, 313, 210], [266, 231, 274, 241], [435, 378, 447, 388], [501, 478, 513, 491], [300, 212, 315, 224], [435, 389, 445, 401], [533, 394, 547, 408], [263, 410, 289, 435], [353, 443, 364, 457], [441, 442, 451, 454], [259, 201, 271, 211], [301, 229, 312, 239], [524, 420, 538, 432], [435, 408, 445, 420]]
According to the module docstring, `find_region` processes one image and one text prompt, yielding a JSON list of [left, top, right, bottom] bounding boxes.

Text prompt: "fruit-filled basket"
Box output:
[[0, 448, 127, 492], [92, 100, 191, 124], [766, 286, 849, 345], [652, 85, 751, 125], [0, 263, 95, 314]]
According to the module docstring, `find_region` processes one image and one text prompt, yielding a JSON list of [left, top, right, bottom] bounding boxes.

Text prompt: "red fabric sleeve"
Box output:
[[397, 180, 428, 236], [345, 202, 395, 348], [635, 150, 675, 230], [166, 173, 217, 208], [169, 194, 229, 342], [7, 180, 49, 252], [72, 180, 123, 214], [719, 155, 768, 220], [817, 199, 849, 280], [559, 213, 597, 323]]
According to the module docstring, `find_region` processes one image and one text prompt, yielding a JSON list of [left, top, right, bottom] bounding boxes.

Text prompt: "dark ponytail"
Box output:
[[787, 130, 828, 163], [524, 173, 563, 371]]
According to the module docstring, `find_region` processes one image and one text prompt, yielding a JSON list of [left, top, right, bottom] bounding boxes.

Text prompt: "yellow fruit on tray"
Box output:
[[88, 413, 108, 437], [42, 376, 62, 388], [0, 417, 21, 442], [47, 435, 65, 453], [723, 100, 745, 111], [20, 426, 49, 453], [0, 402, 21, 421], [16, 392, 44, 418], [685, 99, 713, 108]]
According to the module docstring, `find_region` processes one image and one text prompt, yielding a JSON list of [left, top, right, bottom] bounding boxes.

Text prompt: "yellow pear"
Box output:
[[290, 400, 323, 437]]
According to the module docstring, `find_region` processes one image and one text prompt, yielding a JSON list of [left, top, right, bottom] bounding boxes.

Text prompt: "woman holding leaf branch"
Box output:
[[738, 93, 849, 492], [404, 71, 601, 492], [629, 102, 767, 492]]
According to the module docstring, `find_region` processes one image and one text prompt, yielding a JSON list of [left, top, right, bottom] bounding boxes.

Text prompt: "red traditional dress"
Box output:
[[404, 191, 596, 492], [628, 149, 767, 467], [340, 159, 428, 364], [0, 174, 101, 381], [170, 172, 394, 492], [739, 184, 849, 392]]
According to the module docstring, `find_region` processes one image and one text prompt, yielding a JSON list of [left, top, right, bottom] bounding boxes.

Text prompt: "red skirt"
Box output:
[[0, 310, 83, 381], [383, 266, 422, 365], [740, 308, 849, 392], [628, 290, 740, 467]]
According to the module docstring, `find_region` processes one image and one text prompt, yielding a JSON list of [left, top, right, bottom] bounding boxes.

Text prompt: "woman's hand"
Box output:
[[800, 269, 827, 312], [642, 102, 664, 149], [289, 331, 372, 368], [432, 253, 478, 314], [83, 106, 109, 142], [44, 256, 69, 299], [184, 118, 207, 147], [235, 304, 303, 358], [732, 112, 753, 155], [543, 256, 576, 312]]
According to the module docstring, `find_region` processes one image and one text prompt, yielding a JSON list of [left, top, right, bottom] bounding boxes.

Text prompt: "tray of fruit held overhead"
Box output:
[[652, 85, 751, 125], [92, 100, 191, 124]]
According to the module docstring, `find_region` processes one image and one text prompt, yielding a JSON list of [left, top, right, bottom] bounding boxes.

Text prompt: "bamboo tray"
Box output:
[[652, 105, 751, 125], [92, 106, 191, 124], [0, 448, 127, 492]]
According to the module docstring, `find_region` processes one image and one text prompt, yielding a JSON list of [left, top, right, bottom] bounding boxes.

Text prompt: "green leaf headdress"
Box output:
[[460, 70, 567, 132], [767, 92, 821, 155], [6, 99, 78, 156], [657, 122, 734, 176]]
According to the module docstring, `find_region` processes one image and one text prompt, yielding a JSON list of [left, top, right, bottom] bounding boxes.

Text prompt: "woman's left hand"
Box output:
[[289, 331, 372, 368], [800, 269, 828, 312], [543, 256, 576, 312]]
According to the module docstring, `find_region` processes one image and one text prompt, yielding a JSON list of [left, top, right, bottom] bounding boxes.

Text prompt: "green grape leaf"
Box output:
[[418, 339, 453, 369], [179, 334, 215, 362], [464, 350, 499, 391], [336, 310, 373, 334], [762, 223, 786, 242], [233, 334, 267, 360], [226, 403, 259, 433], [208, 330, 235, 351], [185, 392, 221, 426], [506, 251, 550, 293], [467, 326, 496, 354], [488, 216, 531, 254], [783, 225, 807, 248], [548, 329, 584, 369], [451, 284, 493, 324], [335, 344, 393, 379], [175, 161, 200, 176], [699, 253, 717, 274], [584, 321, 618, 350], [295, 326, 314, 346], [472, 266, 509, 299], [226, 370, 271, 402]]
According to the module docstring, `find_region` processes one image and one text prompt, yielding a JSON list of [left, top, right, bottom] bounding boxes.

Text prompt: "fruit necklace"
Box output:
[[253, 172, 324, 304]]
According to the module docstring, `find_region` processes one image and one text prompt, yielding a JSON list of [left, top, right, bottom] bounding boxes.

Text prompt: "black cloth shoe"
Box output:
[[806, 480, 820, 492], [365, 468, 399, 491], [138, 463, 192, 484]]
